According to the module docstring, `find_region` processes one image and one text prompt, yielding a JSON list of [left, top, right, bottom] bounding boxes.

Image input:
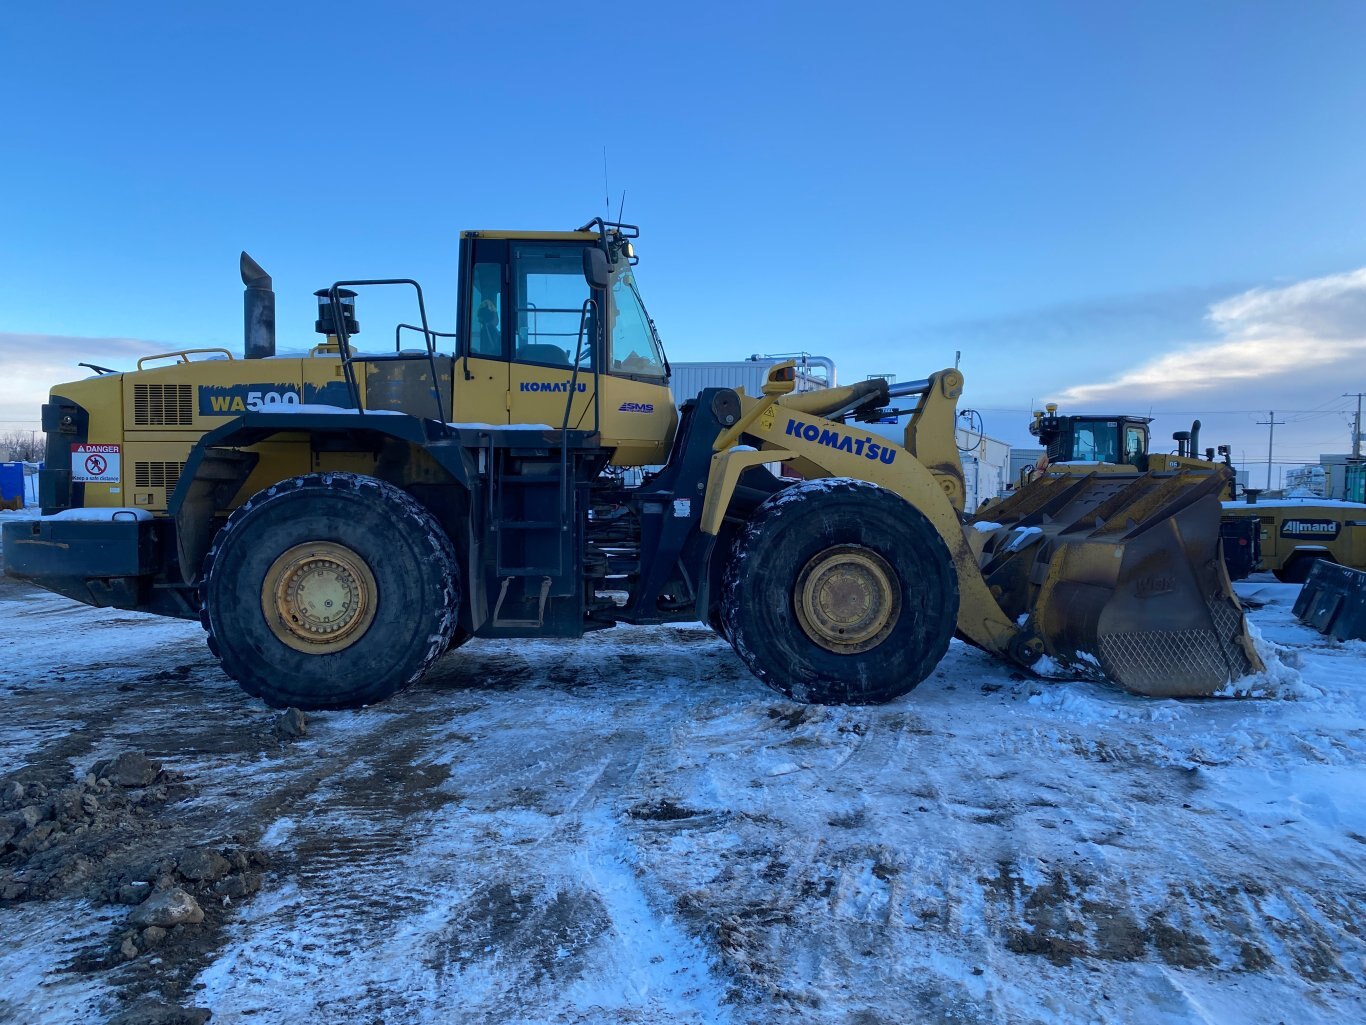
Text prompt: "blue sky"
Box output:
[[3, 1, 1366, 479]]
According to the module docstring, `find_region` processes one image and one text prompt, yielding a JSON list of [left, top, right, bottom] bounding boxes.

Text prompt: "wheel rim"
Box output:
[[794, 544, 901, 654], [262, 541, 379, 654]]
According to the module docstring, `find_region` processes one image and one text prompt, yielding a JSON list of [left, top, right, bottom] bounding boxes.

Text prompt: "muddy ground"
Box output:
[[1, 546, 1364, 1024]]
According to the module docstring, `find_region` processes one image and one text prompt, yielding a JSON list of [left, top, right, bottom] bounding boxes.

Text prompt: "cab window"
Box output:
[[512, 244, 593, 368], [610, 267, 666, 377], [467, 261, 504, 358], [1125, 425, 1146, 465], [1073, 421, 1119, 462]]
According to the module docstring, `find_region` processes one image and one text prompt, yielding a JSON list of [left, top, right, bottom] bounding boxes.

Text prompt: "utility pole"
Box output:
[[1256, 411, 1286, 491], [1346, 392, 1365, 462]]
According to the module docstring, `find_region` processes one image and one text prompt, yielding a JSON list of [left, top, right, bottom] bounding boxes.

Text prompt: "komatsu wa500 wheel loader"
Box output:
[[2, 220, 1262, 709]]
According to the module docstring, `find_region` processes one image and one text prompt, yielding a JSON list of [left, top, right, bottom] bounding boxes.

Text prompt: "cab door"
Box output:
[[504, 242, 597, 430], [451, 239, 512, 425]]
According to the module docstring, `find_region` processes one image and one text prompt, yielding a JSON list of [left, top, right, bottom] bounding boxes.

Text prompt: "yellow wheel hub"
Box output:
[[262, 541, 378, 654], [794, 545, 901, 654]]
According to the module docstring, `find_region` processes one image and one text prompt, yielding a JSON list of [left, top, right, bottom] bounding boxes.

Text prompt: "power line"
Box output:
[[1281, 393, 1353, 422]]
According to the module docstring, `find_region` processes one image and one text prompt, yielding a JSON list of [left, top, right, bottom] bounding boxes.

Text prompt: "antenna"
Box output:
[[617, 189, 627, 225], [602, 147, 610, 212]]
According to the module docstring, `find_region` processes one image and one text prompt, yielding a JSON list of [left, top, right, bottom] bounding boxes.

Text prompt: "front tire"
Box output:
[[721, 479, 959, 704], [201, 473, 460, 709]]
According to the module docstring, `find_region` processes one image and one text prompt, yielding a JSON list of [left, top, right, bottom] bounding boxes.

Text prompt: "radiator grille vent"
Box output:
[[133, 461, 185, 490], [133, 384, 194, 426]]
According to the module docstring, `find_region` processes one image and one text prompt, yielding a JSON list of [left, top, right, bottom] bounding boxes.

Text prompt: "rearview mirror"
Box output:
[[582, 248, 611, 290]]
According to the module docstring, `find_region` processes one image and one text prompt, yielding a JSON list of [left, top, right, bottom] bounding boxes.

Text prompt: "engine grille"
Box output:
[[133, 384, 194, 426], [133, 461, 185, 490]]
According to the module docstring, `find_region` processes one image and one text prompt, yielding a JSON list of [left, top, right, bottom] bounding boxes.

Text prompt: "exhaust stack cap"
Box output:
[[241, 251, 272, 290], [241, 251, 275, 360]]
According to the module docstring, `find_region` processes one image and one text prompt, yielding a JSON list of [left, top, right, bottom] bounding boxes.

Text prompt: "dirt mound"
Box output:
[[2, 751, 270, 1020], [2, 752, 189, 903]]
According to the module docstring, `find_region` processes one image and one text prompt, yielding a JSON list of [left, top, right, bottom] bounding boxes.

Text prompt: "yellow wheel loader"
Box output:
[[979, 404, 1263, 695], [1017, 404, 1366, 585], [1007, 406, 1261, 580], [1, 221, 1261, 708]]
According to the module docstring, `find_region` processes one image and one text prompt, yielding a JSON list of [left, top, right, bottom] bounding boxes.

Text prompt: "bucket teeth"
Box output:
[[972, 470, 1263, 696]]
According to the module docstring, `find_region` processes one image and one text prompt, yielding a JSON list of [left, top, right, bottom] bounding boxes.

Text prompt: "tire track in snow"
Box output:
[[420, 730, 734, 1024], [196, 669, 738, 1024]]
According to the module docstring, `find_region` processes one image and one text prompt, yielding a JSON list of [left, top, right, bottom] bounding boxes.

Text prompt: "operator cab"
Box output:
[[1030, 405, 1153, 471], [452, 220, 676, 465]]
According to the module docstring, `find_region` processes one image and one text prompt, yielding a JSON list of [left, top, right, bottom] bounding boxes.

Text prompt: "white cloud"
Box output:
[[1055, 267, 1366, 406], [0, 333, 165, 423]]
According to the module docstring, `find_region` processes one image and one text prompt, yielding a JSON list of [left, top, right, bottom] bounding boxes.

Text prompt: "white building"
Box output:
[[957, 432, 1013, 511], [669, 355, 834, 405], [1284, 464, 1328, 498], [1316, 454, 1358, 501]]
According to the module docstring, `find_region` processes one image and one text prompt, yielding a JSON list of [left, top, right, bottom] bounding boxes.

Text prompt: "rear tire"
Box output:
[[721, 479, 959, 704], [201, 473, 460, 710]]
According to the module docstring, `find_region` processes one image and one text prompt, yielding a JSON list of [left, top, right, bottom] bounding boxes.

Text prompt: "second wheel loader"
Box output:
[[3, 221, 1262, 708]]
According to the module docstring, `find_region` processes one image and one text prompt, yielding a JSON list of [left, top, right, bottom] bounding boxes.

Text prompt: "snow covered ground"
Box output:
[[1, 532, 1364, 1024]]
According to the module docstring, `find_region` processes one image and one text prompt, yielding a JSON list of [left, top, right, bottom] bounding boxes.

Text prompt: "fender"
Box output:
[[728, 387, 1039, 670], [168, 411, 475, 586]]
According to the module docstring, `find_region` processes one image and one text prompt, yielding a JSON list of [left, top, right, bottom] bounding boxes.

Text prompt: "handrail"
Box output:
[[576, 217, 640, 238], [327, 279, 444, 421], [394, 323, 456, 354], [136, 348, 235, 371], [559, 298, 600, 526]]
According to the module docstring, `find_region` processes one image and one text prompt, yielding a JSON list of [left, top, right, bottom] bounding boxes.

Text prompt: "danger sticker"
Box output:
[[72, 443, 121, 483]]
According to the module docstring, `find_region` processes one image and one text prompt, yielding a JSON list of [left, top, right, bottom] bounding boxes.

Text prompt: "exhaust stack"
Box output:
[[241, 252, 275, 360]]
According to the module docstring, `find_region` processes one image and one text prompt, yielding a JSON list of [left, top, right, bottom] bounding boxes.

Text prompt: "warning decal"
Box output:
[[72, 443, 121, 483]]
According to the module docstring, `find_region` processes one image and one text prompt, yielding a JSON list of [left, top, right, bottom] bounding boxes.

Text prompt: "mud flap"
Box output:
[[970, 469, 1262, 696]]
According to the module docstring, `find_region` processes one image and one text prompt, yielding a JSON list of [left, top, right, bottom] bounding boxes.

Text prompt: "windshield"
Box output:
[[1071, 421, 1120, 462], [609, 266, 667, 378]]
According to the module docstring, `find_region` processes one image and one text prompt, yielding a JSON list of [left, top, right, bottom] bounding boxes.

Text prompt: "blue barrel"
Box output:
[[0, 462, 23, 505]]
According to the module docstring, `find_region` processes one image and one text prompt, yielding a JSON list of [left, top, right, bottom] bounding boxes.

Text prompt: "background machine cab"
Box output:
[[1029, 406, 1153, 469]]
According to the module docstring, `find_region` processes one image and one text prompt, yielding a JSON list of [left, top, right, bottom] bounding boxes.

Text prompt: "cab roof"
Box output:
[[459, 230, 600, 241]]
